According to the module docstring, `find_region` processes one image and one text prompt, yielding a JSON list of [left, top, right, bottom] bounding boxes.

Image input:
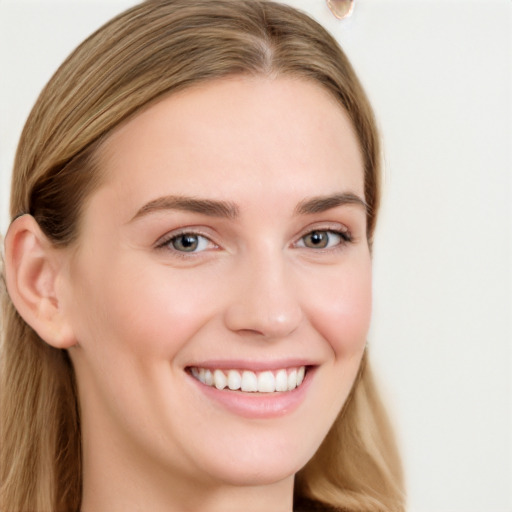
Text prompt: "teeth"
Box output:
[[213, 369, 227, 390], [258, 371, 275, 393], [241, 371, 258, 392], [227, 370, 241, 390], [204, 369, 213, 386], [287, 369, 297, 391], [275, 369, 288, 392], [297, 366, 305, 386], [191, 366, 307, 393]]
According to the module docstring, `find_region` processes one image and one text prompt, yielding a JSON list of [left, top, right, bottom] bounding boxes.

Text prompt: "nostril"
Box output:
[[223, 265, 303, 338], [224, 303, 303, 340]]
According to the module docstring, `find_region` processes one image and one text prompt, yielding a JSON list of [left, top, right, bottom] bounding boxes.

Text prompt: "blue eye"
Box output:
[[297, 230, 350, 249], [168, 233, 211, 253]]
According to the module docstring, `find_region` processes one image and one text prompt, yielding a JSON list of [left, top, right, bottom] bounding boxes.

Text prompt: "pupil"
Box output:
[[174, 234, 198, 251], [308, 231, 327, 248], [311, 232, 323, 244]]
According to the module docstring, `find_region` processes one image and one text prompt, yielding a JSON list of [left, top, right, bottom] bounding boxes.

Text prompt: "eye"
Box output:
[[160, 232, 214, 253], [296, 229, 350, 249]]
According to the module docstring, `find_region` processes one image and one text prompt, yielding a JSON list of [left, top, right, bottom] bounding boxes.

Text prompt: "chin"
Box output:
[[190, 433, 318, 488], [211, 460, 303, 488]]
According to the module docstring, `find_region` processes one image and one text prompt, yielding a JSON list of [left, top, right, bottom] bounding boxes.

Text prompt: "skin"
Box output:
[[53, 76, 371, 512]]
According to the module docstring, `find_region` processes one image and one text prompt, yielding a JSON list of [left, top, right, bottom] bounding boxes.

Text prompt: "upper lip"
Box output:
[[186, 358, 317, 372]]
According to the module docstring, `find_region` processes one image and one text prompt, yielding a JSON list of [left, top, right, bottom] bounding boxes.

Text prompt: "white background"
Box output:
[[0, 1, 511, 511]]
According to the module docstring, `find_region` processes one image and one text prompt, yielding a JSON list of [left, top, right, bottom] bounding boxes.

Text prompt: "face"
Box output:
[[62, 77, 371, 496]]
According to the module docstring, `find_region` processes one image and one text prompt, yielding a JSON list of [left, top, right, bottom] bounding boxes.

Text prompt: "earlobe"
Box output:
[[4, 214, 76, 349]]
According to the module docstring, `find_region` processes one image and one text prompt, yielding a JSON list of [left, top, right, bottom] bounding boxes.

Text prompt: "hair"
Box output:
[[0, 1, 404, 511]]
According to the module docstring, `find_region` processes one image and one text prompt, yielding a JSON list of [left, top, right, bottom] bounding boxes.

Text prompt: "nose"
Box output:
[[223, 253, 303, 340]]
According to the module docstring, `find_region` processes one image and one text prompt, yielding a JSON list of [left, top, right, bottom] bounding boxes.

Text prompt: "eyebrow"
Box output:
[[131, 195, 240, 221], [295, 193, 369, 215], [131, 191, 367, 222]]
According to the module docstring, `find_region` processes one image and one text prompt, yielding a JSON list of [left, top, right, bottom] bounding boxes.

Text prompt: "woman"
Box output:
[[0, 1, 404, 511]]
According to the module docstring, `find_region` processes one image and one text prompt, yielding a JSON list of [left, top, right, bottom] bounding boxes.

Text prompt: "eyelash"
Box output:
[[155, 230, 217, 258], [155, 227, 353, 257], [293, 228, 352, 250]]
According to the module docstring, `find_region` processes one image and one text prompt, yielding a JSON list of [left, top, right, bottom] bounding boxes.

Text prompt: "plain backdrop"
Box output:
[[0, 1, 511, 511]]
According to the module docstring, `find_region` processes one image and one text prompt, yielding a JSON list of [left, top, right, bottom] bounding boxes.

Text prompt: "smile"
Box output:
[[190, 366, 306, 393]]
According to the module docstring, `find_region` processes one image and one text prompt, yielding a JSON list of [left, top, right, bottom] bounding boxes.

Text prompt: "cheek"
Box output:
[[305, 258, 372, 356], [69, 255, 222, 360]]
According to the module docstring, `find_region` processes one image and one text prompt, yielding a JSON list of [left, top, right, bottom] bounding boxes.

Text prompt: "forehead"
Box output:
[[93, 76, 364, 215]]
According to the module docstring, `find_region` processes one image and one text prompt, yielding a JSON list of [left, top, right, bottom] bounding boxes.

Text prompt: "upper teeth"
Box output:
[[190, 366, 306, 393]]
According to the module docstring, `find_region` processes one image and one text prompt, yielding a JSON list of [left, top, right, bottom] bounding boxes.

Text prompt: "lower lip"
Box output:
[[188, 368, 315, 419]]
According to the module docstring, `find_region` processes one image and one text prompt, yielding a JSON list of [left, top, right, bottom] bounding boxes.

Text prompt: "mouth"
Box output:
[[186, 363, 315, 418], [188, 366, 307, 393]]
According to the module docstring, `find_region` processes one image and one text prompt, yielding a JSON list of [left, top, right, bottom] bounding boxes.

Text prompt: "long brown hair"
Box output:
[[0, 1, 404, 510]]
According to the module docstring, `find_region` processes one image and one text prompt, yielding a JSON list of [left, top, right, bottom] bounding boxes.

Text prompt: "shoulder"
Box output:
[[294, 498, 343, 512]]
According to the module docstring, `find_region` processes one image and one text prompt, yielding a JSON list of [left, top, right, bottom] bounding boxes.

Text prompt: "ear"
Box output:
[[4, 214, 76, 348]]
